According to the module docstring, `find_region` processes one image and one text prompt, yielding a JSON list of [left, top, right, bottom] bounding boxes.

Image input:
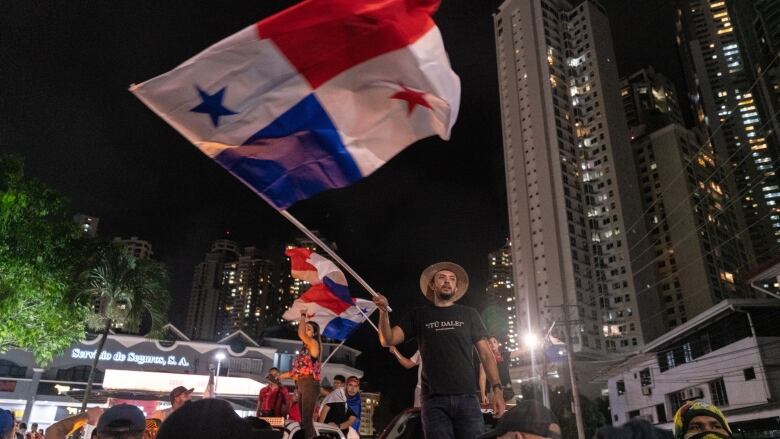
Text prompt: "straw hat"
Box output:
[[419, 262, 469, 302]]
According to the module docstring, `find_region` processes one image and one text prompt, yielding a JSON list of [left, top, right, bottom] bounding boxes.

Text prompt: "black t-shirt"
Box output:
[[323, 402, 356, 435], [398, 303, 488, 396]]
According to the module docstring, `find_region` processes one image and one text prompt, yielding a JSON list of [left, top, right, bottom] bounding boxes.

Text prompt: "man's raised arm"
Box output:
[[372, 293, 405, 346]]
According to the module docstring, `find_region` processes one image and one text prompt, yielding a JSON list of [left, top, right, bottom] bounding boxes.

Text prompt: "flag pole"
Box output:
[[280, 210, 392, 313], [321, 340, 347, 368]]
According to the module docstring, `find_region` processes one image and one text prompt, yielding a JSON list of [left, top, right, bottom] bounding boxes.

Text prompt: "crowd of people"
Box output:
[[0, 396, 738, 439], [0, 260, 741, 439]]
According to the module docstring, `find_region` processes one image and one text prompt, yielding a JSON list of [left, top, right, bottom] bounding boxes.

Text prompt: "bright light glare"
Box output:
[[215, 352, 226, 360], [523, 333, 539, 349]]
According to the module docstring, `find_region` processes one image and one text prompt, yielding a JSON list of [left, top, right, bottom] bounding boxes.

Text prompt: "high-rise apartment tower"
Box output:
[[494, 0, 664, 355]]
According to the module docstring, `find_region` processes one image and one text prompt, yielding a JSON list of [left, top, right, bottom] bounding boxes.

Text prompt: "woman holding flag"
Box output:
[[280, 310, 322, 439]]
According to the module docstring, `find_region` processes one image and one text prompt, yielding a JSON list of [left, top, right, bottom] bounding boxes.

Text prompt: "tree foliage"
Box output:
[[81, 241, 171, 335], [0, 154, 91, 365], [79, 241, 170, 408]]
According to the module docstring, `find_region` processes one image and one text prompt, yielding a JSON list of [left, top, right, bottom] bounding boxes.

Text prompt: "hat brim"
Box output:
[[171, 387, 195, 402], [419, 262, 469, 302]]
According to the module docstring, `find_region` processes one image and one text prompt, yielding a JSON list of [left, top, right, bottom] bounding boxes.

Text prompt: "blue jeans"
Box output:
[[421, 394, 485, 439]]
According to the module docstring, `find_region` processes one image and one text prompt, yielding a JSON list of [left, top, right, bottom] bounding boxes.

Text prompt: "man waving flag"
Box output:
[[282, 248, 376, 340], [131, 0, 460, 210]]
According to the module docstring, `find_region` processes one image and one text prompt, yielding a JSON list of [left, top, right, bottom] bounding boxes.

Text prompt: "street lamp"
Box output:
[[522, 330, 552, 408], [215, 352, 226, 394], [522, 333, 539, 350]]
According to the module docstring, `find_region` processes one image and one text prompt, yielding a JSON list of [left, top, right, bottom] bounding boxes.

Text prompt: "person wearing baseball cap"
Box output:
[[373, 261, 506, 439], [477, 400, 561, 439], [673, 401, 733, 439], [96, 404, 146, 439], [150, 386, 193, 422], [157, 398, 282, 439], [0, 409, 15, 439]]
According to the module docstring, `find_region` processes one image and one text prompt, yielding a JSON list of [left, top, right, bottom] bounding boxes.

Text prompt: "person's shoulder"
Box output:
[[451, 303, 478, 313]]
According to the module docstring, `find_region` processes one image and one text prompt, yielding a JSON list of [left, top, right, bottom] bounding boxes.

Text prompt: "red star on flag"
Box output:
[[390, 85, 432, 115]]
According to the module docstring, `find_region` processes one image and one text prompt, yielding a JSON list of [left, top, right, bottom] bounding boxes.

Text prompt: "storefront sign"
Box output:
[[102, 369, 264, 397], [70, 348, 190, 367]]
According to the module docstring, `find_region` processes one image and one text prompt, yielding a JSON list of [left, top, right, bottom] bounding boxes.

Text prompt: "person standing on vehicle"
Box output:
[[279, 311, 322, 439], [373, 261, 506, 439]]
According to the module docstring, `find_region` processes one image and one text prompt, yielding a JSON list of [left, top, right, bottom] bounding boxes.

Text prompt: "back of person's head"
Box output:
[[157, 399, 253, 439], [0, 410, 14, 439], [244, 416, 272, 430], [97, 404, 146, 439], [595, 419, 674, 439]]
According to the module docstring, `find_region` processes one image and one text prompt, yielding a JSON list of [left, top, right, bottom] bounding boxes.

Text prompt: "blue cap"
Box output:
[[0, 409, 14, 437], [97, 404, 146, 433]]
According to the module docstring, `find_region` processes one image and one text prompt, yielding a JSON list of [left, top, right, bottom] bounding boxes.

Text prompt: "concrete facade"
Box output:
[[630, 124, 754, 330], [603, 299, 780, 436]]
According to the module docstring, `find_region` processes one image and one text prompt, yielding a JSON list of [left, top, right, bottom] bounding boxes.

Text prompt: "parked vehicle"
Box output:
[[282, 420, 347, 439]]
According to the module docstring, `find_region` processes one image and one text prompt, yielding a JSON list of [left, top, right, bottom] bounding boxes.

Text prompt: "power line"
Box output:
[[575, 222, 777, 350], [625, 158, 780, 281], [625, 106, 780, 267], [619, 50, 780, 241], [618, 234, 777, 326]]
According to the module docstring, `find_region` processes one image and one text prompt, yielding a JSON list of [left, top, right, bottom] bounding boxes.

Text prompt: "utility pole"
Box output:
[[541, 344, 550, 408], [540, 321, 557, 409], [560, 305, 585, 439]]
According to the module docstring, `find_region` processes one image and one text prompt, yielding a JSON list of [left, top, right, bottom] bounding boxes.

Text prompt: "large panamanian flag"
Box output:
[[282, 248, 376, 340], [131, 0, 460, 210]]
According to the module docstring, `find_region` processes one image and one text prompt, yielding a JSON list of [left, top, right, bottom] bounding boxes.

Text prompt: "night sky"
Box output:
[[2, 0, 683, 400]]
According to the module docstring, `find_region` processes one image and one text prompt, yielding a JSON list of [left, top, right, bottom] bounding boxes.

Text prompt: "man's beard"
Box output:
[[436, 288, 454, 300]]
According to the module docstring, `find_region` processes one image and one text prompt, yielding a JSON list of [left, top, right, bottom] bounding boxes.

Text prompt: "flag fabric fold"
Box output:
[[131, 0, 460, 210], [544, 335, 567, 364], [282, 248, 376, 340]]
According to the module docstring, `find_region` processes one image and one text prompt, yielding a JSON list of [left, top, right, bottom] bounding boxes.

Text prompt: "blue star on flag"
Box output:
[[190, 86, 237, 127]]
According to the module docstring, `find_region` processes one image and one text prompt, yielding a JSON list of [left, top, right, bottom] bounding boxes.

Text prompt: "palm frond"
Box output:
[[78, 241, 171, 334]]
